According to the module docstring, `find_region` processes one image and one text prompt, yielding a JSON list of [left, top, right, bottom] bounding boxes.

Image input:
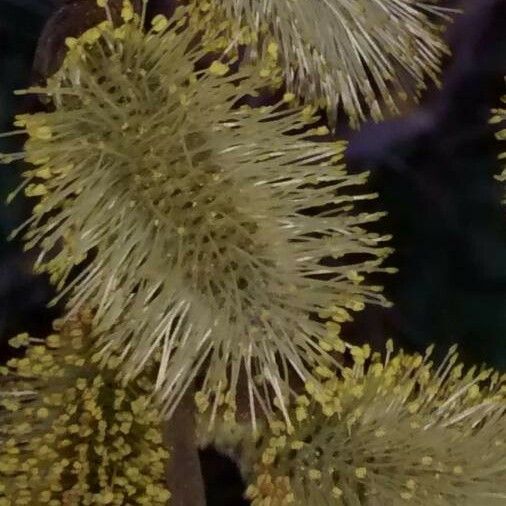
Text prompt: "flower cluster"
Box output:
[[218, 0, 453, 127], [0, 2, 505, 505], [0, 309, 170, 506], [491, 87, 506, 199], [1, 4, 392, 423], [213, 343, 506, 505]]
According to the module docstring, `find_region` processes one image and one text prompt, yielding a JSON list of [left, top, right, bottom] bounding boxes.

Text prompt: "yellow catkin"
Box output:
[[491, 86, 506, 201], [0, 5, 392, 427], [224, 343, 506, 505], [0, 310, 170, 504], [212, 0, 453, 127]]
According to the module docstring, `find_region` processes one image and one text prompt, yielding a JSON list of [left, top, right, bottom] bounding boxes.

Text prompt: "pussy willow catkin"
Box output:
[[0, 310, 170, 505], [1, 3, 392, 424], [491, 85, 506, 200], [217, 0, 453, 127], [204, 343, 506, 506]]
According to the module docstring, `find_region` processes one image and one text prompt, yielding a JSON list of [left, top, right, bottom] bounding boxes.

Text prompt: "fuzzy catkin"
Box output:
[[0, 310, 170, 506], [491, 87, 506, 199], [217, 0, 453, 127], [209, 343, 506, 505], [1, 5, 392, 424]]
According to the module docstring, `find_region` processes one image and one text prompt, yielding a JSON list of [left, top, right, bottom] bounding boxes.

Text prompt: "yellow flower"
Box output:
[[217, 0, 453, 127], [2, 5, 391, 425], [222, 344, 506, 505], [491, 84, 506, 200], [0, 311, 170, 504]]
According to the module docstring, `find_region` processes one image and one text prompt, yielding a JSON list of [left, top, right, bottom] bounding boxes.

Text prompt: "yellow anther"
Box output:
[[209, 61, 229, 76]]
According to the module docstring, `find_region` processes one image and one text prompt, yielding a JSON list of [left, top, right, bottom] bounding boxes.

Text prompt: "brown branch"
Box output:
[[163, 388, 207, 506], [32, 0, 142, 83]]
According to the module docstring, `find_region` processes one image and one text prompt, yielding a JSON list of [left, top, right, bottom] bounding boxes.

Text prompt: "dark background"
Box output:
[[0, 0, 505, 504]]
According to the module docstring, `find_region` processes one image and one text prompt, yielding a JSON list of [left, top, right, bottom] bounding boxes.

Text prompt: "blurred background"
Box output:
[[0, 0, 505, 504]]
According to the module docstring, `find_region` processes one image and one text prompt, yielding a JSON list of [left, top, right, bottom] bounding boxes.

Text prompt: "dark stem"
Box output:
[[163, 388, 207, 506]]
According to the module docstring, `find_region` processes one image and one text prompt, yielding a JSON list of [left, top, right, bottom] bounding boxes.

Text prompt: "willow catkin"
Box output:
[[491, 85, 506, 200], [219, 0, 453, 127], [212, 343, 506, 505], [0, 310, 170, 506], [1, 4, 392, 424]]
